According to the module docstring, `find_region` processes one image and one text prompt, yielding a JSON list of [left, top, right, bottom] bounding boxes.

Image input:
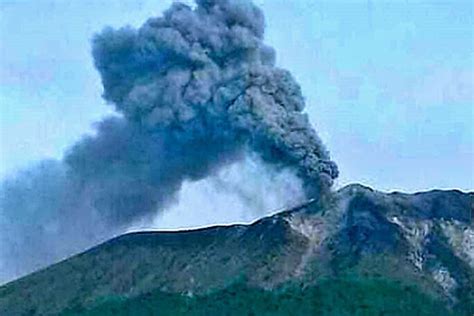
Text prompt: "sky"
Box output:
[[0, 0, 472, 197]]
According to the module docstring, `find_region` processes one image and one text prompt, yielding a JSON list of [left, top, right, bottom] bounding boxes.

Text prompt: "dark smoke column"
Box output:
[[86, 0, 337, 208]]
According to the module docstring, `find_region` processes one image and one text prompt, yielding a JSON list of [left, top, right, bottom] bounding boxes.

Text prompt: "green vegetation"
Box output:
[[62, 278, 459, 316]]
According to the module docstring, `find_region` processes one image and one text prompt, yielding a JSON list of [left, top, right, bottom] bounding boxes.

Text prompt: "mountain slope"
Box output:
[[0, 184, 472, 315]]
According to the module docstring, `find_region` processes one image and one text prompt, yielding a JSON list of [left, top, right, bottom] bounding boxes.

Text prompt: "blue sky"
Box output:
[[1, 0, 473, 192]]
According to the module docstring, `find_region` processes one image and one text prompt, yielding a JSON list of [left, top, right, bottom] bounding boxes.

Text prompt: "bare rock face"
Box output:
[[0, 184, 472, 315]]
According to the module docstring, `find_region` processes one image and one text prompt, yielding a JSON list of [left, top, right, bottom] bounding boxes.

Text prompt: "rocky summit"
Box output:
[[0, 184, 472, 315]]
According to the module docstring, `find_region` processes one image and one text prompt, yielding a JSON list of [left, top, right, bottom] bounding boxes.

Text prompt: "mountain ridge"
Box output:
[[0, 184, 472, 315]]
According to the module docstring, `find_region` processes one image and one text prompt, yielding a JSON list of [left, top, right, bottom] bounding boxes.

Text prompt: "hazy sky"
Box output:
[[1, 0, 473, 193]]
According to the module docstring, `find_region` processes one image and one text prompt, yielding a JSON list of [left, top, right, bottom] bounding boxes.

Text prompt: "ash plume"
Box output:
[[88, 0, 337, 195], [66, 0, 338, 226], [0, 0, 337, 283]]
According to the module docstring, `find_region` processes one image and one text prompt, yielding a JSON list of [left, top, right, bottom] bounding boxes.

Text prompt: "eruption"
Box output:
[[0, 0, 337, 283], [68, 0, 337, 223]]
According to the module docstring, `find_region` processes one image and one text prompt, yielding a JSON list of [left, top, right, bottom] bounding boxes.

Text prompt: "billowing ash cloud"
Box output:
[[0, 0, 337, 283], [80, 0, 336, 203], [64, 0, 338, 226]]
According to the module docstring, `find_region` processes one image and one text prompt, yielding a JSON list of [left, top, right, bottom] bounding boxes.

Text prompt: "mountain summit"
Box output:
[[0, 184, 472, 315]]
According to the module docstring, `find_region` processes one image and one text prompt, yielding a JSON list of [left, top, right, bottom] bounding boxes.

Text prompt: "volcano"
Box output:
[[0, 184, 472, 315]]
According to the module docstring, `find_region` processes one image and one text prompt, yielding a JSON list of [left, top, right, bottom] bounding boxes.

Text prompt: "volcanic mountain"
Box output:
[[0, 184, 472, 315]]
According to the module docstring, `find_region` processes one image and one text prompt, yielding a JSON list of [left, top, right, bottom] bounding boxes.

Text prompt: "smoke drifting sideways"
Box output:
[[0, 0, 337, 283]]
